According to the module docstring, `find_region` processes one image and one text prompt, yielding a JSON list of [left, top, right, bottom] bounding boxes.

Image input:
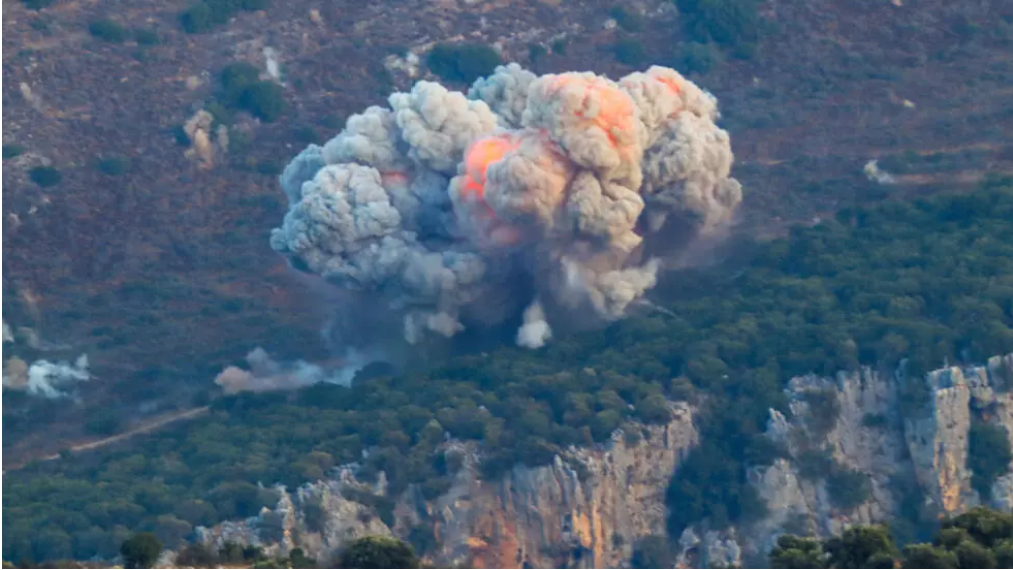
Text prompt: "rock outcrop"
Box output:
[[197, 402, 697, 568], [697, 353, 1013, 566], [198, 356, 1013, 568]]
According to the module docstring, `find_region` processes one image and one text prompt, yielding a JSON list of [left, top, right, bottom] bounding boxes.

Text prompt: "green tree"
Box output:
[[120, 532, 162, 569], [614, 38, 646, 66], [824, 525, 898, 569], [967, 422, 1012, 499], [902, 543, 957, 568], [335, 536, 420, 569], [425, 43, 502, 84], [770, 535, 826, 568]]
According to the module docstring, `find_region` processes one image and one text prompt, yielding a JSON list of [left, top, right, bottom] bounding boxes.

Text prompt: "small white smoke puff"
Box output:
[[517, 302, 552, 349], [864, 160, 895, 184], [214, 347, 364, 394], [272, 65, 742, 348], [3, 354, 91, 398]]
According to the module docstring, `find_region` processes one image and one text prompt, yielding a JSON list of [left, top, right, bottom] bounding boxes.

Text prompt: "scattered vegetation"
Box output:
[[770, 507, 1013, 568], [180, 0, 267, 34], [614, 38, 647, 66], [96, 155, 132, 176], [88, 19, 127, 43], [29, 166, 62, 187], [4, 185, 1013, 563], [2, 144, 24, 160], [425, 43, 502, 84]]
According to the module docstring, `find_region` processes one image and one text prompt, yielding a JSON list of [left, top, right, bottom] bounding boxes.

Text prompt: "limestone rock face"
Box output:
[[198, 403, 697, 568], [198, 356, 1013, 568], [700, 354, 1013, 565]]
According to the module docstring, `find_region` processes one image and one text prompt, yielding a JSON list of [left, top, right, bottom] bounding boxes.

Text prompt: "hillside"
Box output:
[[4, 183, 1013, 565], [3, 0, 1013, 465]]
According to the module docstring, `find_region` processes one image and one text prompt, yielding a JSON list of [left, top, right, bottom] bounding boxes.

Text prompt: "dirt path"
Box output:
[[3, 406, 209, 473]]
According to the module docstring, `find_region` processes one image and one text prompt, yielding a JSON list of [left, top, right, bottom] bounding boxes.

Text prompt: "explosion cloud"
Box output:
[[271, 64, 742, 348]]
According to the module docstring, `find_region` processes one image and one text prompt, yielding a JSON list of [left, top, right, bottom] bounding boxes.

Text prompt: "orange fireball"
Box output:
[[459, 134, 521, 207]]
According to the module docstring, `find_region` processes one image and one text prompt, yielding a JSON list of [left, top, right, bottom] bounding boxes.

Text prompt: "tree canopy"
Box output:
[[770, 507, 1013, 569]]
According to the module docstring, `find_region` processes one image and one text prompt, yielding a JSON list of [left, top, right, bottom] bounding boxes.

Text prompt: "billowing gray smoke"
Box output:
[[271, 64, 742, 348]]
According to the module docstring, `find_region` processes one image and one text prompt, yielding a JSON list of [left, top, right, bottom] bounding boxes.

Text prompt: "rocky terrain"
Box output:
[[189, 354, 1013, 568]]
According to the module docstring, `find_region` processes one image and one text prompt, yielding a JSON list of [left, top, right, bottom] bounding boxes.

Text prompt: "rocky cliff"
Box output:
[[197, 402, 698, 568], [680, 353, 1013, 568], [196, 356, 1013, 568]]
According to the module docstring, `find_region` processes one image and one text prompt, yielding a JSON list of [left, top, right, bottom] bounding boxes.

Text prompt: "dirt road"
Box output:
[[3, 406, 209, 473]]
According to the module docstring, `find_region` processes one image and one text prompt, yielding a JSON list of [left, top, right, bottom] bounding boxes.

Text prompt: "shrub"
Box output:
[[803, 388, 840, 438], [120, 532, 162, 569], [610, 6, 646, 32], [3, 144, 24, 159], [216, 62, 284, 122], [861, 413, 887, 428], [551, 38, 569, 55], [426, 43, 502, 84], [29, 165, 62, 187], [797, 448, 834, 480], [96, 155, 132, 176], [681, 41, 721, 74], [238, 81, 285, 122], [220, 62, 261, 102], [635, 394, 672, 424], [676, 0, 760, 48], [528, 43, 548, 64], [334, 536, 420, 569], [827, 468, 872, 510], [134, 28, 159, 46], [631, 535, 672, 568], [20, 0, 54, 10], [89, 19, 127, 43], [180, 3, 211, 33], [968, 421, 1013, 499], [85, 410, 122, 436], [614, 38, 646, 65]]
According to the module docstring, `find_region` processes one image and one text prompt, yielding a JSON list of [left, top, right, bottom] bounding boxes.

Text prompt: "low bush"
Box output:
[[29, 166, 62, 187], [88, 19, 127, 43], [426, 43, 502, 84]]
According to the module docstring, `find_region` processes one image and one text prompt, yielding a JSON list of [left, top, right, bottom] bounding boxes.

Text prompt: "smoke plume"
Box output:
[[271, 65, 742, 348], [214, 347, 365, 394], [3, 354, 90, 398]]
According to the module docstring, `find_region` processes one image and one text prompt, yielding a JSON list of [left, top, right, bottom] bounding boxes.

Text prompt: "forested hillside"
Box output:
[[4, 181, 1013, 564]]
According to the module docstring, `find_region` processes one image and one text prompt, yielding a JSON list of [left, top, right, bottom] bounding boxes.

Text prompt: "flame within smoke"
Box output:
[[271, 64, 742, 348]]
